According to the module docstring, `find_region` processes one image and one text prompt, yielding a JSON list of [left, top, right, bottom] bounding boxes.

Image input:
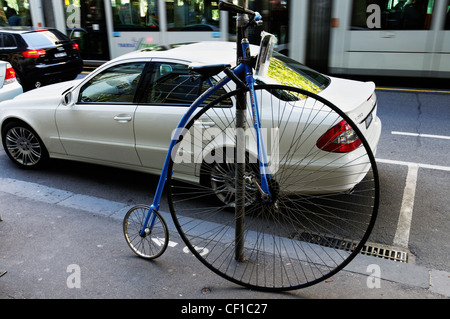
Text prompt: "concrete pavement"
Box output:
[[0, 177, 448, 301]]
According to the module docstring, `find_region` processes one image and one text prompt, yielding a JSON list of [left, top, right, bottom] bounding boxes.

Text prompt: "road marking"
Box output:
[[377, 87, 450, 94], [393, 164, 419, 248], [376, 158, 450, 172], [392, 131, 450, 140]]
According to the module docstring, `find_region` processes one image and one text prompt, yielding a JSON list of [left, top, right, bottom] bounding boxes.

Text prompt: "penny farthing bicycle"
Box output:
[[123, 1, 379, 292]]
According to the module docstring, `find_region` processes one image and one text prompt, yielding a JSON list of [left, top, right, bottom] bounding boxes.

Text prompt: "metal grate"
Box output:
[[360, 243, 409, 263], [298, 232, 409, 263]]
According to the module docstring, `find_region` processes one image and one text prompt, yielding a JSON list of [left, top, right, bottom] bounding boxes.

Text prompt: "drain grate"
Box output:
[[360, 243, 409, 263], [297, 232, 409, 263]]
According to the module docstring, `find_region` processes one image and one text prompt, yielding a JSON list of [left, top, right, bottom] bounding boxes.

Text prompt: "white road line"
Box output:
[[376, 158, 450, 172], [392, 164, 419, 248], [377, 159, 449, 249], [392, 131, 450, 140]]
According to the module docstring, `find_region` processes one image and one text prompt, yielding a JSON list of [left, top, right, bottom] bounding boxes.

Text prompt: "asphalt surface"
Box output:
[[0, 177, 448, 303], [1, 73, 449, 307]]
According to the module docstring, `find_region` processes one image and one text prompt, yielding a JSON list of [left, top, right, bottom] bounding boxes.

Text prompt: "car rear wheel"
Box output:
[[2, 121, 49, 168]]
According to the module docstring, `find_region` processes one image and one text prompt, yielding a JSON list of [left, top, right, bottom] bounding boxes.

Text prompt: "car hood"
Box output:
[[8, 80, 80, 103]]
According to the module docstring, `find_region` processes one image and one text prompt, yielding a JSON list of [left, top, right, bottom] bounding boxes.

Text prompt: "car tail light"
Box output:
[[4, 64, 17, 84], [316, 120, 362, 153], [5, 65, 16, 80], [72, 43, 79, 50], [22, 49, 46, 58]]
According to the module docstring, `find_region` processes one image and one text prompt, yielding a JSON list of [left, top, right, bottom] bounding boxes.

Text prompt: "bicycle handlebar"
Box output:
[[219, 1, 255, 16]]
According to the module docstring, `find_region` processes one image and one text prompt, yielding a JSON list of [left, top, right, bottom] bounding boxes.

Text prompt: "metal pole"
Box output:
[[234, 0, 248, 262]]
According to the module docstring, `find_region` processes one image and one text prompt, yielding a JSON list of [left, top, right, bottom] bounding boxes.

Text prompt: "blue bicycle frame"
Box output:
[[140, 40, 272, 237]]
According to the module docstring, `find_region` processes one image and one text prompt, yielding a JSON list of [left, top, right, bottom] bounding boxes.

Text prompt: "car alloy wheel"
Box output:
[[2, 122, 48, 168]]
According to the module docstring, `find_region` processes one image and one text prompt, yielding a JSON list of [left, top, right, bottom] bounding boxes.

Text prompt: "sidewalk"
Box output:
[[0, 179, 448, 300]]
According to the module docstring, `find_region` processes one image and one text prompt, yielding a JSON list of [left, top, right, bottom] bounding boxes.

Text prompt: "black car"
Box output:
[[0, 27, 83, 91]]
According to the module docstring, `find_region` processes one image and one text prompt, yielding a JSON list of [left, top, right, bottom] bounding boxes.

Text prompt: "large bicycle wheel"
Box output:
[[123, 205, 169, 260], [168, 84, 379, 291]]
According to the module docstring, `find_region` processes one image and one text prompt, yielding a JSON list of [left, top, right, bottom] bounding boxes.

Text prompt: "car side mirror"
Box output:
[[62, 91, 73, 106]]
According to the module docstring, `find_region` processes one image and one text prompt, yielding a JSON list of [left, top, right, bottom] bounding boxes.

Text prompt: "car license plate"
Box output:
[[54, 52, 67, 58], [365, 112, 373, 129]]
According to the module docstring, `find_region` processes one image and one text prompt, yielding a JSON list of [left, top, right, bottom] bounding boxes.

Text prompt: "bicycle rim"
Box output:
[[123, 205, 169, 260], [168, 84, 379, 291]]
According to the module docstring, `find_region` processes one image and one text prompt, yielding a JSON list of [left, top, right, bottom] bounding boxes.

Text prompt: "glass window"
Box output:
[[351, 0, 435, 30], [265, 52, 329, 90], [0, 0, 31, 26], [111, 0, 160, 31], [141, 62, 229, 106], [256, 52, 330, 101], [22, 30, 70, 47], [79, 62, 146, 104], [1, 33, 17, 47], [166, 0, 220, 31], [228, 0, 290, 52]]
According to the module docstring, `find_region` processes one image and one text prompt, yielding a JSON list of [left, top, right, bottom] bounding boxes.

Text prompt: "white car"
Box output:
[[0, 61, 22, 101], [0, 41, 381, 195]]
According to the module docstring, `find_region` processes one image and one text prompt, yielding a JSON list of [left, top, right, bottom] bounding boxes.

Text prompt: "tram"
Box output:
[[1, 0, 449, 78]]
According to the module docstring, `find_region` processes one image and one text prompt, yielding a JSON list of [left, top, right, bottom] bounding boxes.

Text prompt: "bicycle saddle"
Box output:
[[189, 64, 231, 78]]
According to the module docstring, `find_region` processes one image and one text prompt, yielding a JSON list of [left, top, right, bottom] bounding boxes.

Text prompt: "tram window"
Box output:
[[165, 0, 220, 31], [111, 0, 160, 31], [351, 0, 435, 30], [0, 0, 31, 26]]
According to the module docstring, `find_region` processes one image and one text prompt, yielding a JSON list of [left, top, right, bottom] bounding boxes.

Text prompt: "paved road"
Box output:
[[0, 73, 449, 302], [0, 182, 447, 301]]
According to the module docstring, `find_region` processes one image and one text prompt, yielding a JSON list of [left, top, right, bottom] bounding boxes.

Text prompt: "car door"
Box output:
[[55, 61, 146, 166], [134, 60, 230, 171]]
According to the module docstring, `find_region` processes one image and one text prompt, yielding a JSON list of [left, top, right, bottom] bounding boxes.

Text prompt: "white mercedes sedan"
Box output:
[[0, 41, 381, 195]]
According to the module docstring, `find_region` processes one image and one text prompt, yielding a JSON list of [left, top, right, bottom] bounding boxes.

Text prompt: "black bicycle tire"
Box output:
[[123, 205, 169, 260]]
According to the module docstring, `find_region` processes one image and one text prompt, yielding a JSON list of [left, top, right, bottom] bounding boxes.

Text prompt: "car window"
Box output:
[[141, 62, 231, 106], [79, 62, 146, 104], [22, 29, 70, 47], [268, 53, 330, 93], [1, 33, 17, 47], [257, 52, 331, 101]]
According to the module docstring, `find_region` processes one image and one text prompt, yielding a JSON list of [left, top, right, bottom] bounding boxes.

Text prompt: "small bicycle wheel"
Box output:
[[123, 205, 169, 260], [168, 84, 379, 291]]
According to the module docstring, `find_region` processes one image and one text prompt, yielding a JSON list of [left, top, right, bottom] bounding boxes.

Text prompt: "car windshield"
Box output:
[[257, 52, 331, 100], [22, 30, 69, 48]]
